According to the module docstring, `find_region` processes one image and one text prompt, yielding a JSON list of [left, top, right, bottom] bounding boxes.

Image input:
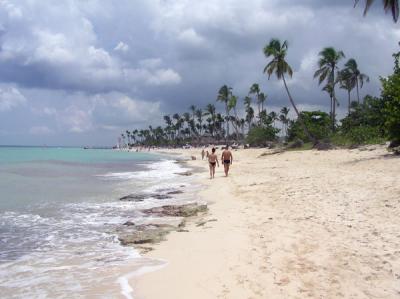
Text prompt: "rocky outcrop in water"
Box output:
[[117, 203, 207, 248]]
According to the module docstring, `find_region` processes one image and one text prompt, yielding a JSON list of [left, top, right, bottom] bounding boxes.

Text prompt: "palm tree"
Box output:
[[195, 109, 203, 136], [322, 83, 335, 121], [279, 107, 290, 139], [269, 111, 278, 127], [205, 104, 216, 137], [228, 95, 240, 141], [217, 85, 232, 140], [258, 92, 267, 114], [126, 130, 131, 146], [249, 83, 261, 115], [189, 105, 197, 126], [338, 69, 356, 114], [263, 38, 314, 142], [343, 58, 369, 104], [314, 47, 345, 131], [355, 0, 399, 22]]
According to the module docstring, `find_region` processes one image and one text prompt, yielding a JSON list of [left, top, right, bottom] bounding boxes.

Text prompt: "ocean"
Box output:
[[0, 146, 194, 298]]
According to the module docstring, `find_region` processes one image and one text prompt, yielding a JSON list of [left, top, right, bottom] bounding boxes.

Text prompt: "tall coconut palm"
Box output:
[[249, 83, 261, 115], [269, 111, 278, 127], [205, 104, 216, 137], [258, 92, 267, 114], [343, 58, 369, 104], [217, 85, 232, 140], [228, 95, 240, 141], [314, 47, 345, 131], [195, 109, 203, 136], [279, 107, 290, 139], [263, 38, 314, 142], [189, 105, 197, 124], [338, 69, 356, 114], [355, 0, 399, 22], [322, 83, 335, 121]]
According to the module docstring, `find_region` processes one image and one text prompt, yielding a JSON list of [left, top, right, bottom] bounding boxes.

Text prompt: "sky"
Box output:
[[0, 0, 399, 146]]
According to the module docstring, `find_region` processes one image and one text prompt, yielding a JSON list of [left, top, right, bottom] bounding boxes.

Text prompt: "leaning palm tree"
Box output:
[[217, 85, 232, 140], [355, 0, 399, 22], [343, 58, 369, 104], [263, 38, 314, 142], [314, 47, 345, 131]]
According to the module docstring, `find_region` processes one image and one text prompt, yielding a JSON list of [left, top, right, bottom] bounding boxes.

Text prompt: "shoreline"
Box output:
[[131, 145, 400, 299]]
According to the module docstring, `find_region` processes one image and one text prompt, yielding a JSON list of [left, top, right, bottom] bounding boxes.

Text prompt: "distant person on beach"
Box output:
[[221, 145, 233, 177], [206, 150, 209, 158], [208, 148, 219, 179], [201, 148, 205, 160]]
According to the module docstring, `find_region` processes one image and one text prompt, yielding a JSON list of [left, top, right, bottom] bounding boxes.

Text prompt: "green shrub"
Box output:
[[381, 66, 400, 144], [246, 125, 279, 146], [288, 111, 331, 142]]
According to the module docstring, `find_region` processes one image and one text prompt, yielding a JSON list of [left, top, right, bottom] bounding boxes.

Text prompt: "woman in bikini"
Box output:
[[208, 148, 219, 179]]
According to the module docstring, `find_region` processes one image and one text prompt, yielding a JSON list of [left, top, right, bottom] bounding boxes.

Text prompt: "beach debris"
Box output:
[[258, 149, 285, 157], [191, 156, 197, 160], [196, 218, 217, 227], [141, 203, 207, 217]]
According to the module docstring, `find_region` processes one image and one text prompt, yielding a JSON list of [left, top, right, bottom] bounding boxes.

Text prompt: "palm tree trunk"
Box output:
[[348, 90, 351, 115], [225, 105, 230, 142], [332, 94, 336, 132], [356, 80, 360, 104], [282, 74, 314, 142]]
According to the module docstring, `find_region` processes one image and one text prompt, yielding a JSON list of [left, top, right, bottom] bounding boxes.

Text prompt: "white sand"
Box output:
[[132, 146, 400, 298]]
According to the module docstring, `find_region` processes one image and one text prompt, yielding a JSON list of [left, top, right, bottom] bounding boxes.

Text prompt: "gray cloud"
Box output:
[[0, 0, 398, 146]]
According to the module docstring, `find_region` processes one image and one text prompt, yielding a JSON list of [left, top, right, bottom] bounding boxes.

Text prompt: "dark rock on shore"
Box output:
[[118, 228, 171, 245], [141, 203, 207, 217], [288, 139, 304, 149], [314, 141, 334, 151], [174, 171, 193, 176], [167, 190, 184, 195], [118, 221, 185, 245], [119, 193, 172, 201], [123, 221, 135, 226]]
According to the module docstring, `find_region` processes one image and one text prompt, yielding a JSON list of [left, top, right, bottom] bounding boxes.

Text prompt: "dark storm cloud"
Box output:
[[0, 0, 399, 145]]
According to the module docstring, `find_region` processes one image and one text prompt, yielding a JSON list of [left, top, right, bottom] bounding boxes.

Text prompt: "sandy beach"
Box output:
[[132, 146, 400, 299]]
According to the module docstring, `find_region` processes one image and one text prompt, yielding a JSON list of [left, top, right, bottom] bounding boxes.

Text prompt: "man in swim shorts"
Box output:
[[221, 145, 233, 177], [208, 148, 219, 179]]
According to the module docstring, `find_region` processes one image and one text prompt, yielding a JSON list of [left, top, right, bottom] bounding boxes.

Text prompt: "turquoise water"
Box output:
[[0, 146, 155, 164], [0, 147, 191, 298]]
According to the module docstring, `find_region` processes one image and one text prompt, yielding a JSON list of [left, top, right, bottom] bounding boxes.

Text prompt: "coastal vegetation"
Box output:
[[120, 47, 399, 150], [120, 2, 400, 151]]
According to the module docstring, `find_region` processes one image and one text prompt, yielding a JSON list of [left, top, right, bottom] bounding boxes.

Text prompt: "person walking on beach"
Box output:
[[221, 145, 233, 177], [208, 148, 219, 179], [201, 148, 205, 160]]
